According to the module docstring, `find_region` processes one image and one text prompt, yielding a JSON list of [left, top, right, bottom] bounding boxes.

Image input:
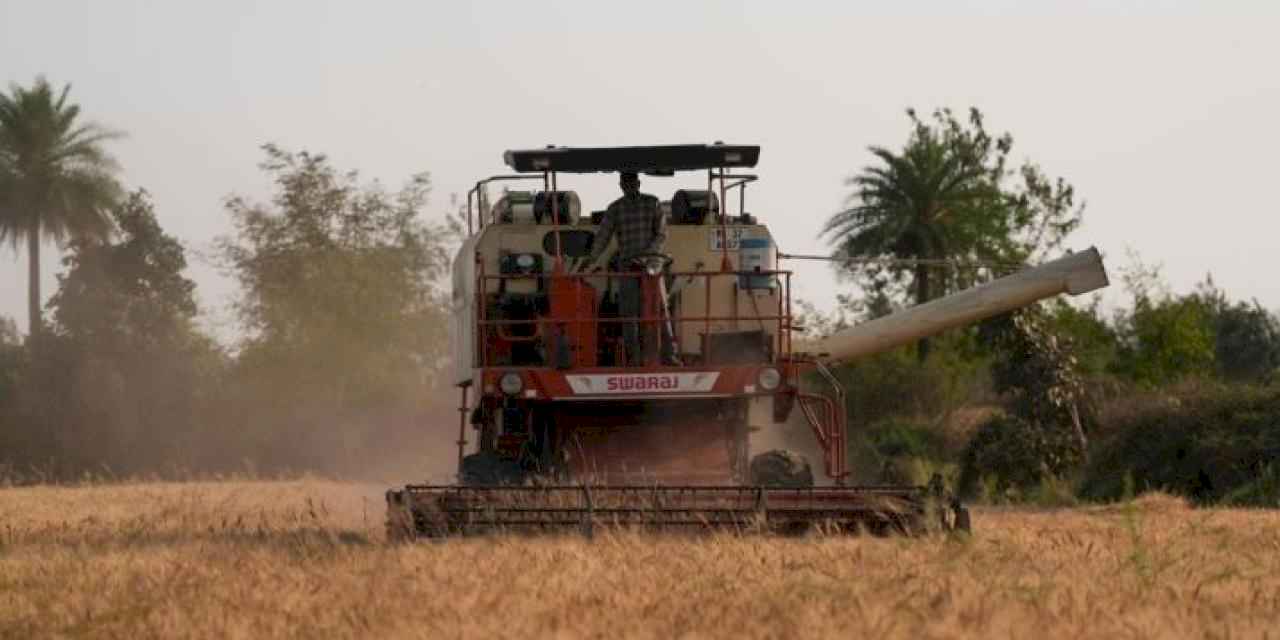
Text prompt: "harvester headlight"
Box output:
[[499, 372, 524, 396], [757, 367, 782, 391], [515, 253, 536, 269]]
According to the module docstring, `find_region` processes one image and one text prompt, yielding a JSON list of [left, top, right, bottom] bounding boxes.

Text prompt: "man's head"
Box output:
[[619, 171, 641, 196]]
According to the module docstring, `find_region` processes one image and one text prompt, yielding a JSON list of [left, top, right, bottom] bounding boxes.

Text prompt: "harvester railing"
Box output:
[[476, 268, 794, 368], [797, 360, 849, 482]]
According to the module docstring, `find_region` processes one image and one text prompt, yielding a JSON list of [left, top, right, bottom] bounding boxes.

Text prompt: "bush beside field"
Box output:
[[1079, 383, 1280, 506], [830, 331, 1280, 508], [850, 381, 1280, 509]]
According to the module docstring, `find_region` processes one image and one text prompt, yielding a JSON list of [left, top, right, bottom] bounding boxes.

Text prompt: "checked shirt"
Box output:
[[590, 192, 667, 264]]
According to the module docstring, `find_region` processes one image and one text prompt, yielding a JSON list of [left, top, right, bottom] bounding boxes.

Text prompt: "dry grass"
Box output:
[[2, 481, 1280, 639]]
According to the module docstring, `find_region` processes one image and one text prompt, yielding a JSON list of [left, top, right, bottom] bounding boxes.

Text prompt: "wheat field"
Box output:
[[1, 480, 1279, 639]]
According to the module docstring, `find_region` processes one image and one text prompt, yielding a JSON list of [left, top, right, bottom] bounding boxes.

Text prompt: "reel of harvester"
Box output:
[[385, 481, 970, 540]]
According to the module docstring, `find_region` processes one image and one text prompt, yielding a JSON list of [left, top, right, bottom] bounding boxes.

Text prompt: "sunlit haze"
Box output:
[[2, 1, 1277, 339]]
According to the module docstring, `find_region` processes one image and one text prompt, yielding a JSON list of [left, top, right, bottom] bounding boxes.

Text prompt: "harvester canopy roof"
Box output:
[[503, 144, 760, 174]]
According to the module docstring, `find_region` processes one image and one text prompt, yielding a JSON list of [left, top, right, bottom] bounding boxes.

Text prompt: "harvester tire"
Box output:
[[460, 452, 524, 485], [954, 505, 972, 533], [748, 450, 814, 488]]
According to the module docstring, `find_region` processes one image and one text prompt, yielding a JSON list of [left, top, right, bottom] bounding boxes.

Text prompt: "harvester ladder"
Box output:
[[797, 360, 849, 483]]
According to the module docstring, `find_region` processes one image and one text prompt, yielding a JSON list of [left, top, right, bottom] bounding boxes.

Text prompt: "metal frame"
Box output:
[[391, 484, 928, 535], [797, 361, 849, 481], [468, 166, 762, 262], [466, 174, 545, 234], [475, 269, 792, 369]]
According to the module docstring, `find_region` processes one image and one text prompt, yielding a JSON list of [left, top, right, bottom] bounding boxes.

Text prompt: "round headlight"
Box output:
[[499, 372, 524, 396], [516, 253, 536, 269], [757, 367, 782, 391]]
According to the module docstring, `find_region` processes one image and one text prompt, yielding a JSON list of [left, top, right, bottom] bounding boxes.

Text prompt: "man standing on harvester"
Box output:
[[582, 170, 673, 365]]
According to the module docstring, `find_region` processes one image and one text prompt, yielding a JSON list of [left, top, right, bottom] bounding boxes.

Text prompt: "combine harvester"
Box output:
[[386, 144, 1108, 538]]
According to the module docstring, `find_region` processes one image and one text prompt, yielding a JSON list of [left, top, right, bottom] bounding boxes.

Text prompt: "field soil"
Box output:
[[2, 480, 1279, 639]]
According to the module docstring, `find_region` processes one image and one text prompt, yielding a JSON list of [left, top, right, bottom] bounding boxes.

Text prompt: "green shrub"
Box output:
[[1026, 475, 1080, 508], [877, 455, 959, 488], [1079, 384, 1280, 505], [1211, 300, 1280, 383], [957, 414, 1084, 500], [868, 420, 947, 459], [1043, 298, 1119, 378], [831, 334, 991, 428], [1112, 295, 1216, 386], [1223, 464, 1280, 508]]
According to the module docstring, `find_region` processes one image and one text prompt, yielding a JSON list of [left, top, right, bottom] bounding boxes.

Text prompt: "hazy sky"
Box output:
[[2, 1, 1278, 340]]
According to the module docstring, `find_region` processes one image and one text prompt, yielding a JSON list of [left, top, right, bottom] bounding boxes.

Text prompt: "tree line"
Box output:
[[808, 108, 1280, 504], [1, 77, 1277, 499], [0, 77, 458, 480]]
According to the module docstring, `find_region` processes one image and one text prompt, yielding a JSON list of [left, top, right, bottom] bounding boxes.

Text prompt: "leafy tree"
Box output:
[[822, 107, 1082, 360], [0, 316, 17, 346], [1098, 254, 1214, 386], [981, 308, 1088, 449], [50, 190, 196, 348], [958, 304, 1096, 497], [0, 77, 123, 337], [32, 190, 217, 473], [0, 315, 21, 418], [791, 291, 888, 341], [1108, 261, 1275, 386], [1113, 295, 1216, 386], [1211, 300, 1280, 383], [0, 329, 30, 474], [1188, 278, 1280, 383], [1043, 297, 1119, 378], [217, 145, 458, 469]]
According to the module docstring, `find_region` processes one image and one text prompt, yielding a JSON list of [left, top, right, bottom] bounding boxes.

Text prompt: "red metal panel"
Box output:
[[546, 275, 598, 368], [478, 366, 776, 400]]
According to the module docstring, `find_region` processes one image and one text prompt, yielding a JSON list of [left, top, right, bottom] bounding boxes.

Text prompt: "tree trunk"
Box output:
[[1068, 401, 1089, 461], [914, 263, 931, 363], [27, 218, 41, 341]]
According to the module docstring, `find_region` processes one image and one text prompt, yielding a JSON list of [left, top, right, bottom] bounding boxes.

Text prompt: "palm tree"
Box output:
[[822, 108, 1009, 361], [0, 77, 122, 339]]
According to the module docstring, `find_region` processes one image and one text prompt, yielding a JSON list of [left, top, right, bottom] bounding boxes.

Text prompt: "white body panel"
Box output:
[[449, 234, 480, 387]]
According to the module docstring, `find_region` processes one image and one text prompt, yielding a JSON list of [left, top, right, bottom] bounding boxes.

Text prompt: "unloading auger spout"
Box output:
[[807, 247, 1110, 363]]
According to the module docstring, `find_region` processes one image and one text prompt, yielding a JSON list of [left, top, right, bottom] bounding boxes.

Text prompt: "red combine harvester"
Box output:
[[386, 144, 1109, 537]]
